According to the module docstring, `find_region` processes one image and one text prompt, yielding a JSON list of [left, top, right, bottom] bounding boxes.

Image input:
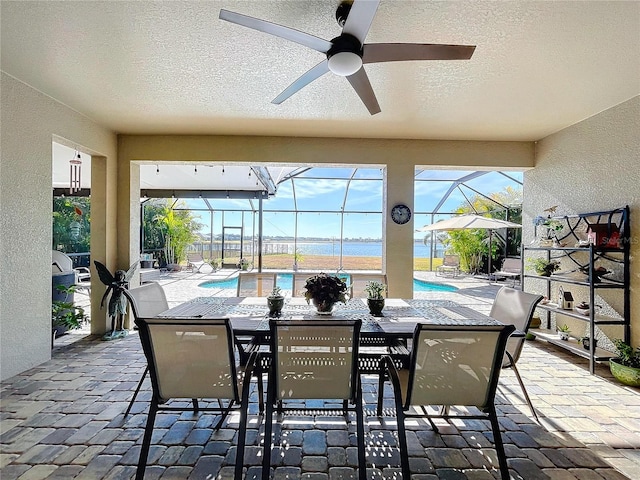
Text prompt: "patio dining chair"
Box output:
[[122, 282, 172, 416], [490, 286, 544, 421], [349, 273, 387, 298], [52, 249, 91, 293], [261, 319, 366, 480], [377, 323, 515, 480], [237, 272, 277, 297], [134, 317, 259, 480]]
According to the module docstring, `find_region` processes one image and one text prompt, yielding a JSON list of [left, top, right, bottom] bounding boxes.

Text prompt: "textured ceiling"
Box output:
[[2, 1, 639, 141]]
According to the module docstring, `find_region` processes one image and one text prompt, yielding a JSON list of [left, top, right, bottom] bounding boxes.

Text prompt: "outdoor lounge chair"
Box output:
[[262, 319, 366, 480], [436, 254, 460, 277], [377, 323, 515, 480], [490, 286, 544, 421], [52, 250, 91, 293], [186, 253, 209, 273], [494, 257, 522, 286], [133, 316, 259, 480]]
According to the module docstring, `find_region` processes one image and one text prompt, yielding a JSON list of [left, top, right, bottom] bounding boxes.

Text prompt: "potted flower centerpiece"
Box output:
[[364, 281, 386, 316], [303, 272, 349, 315], [267, 286, 285, 318], [609, 339, 640, 387], [557, 323, 571, 341]]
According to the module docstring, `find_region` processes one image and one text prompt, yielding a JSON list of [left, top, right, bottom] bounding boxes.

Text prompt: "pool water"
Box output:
[[199, 273, 457, 293]]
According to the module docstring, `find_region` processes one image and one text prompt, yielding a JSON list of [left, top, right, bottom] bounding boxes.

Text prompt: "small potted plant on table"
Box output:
[[364, 281, 387, 316], [267, 286, 284, 318], [609, 339, 640, 387]]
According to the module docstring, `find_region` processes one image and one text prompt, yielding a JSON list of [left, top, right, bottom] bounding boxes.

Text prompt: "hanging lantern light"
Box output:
[[69, 151, 82, 194]]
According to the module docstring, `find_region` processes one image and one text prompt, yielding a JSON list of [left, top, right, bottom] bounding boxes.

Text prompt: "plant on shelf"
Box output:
[[303, 272, 349, 315], [364, 281, 386, 316], [528, 258, 561, 276], [209, 258, 222, 270], [609, 339, 640, 387], [556, 323, 571, 341], [267, 286, 284, 318]]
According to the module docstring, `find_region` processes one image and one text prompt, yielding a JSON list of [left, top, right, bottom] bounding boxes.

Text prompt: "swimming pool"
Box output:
[[199, 274, 458, 293]]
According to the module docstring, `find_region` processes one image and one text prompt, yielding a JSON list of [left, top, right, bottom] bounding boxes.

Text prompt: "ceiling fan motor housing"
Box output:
[[327, 34, 363, 76]]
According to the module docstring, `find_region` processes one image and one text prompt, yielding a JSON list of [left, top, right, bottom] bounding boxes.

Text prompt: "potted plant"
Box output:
[[581, 336, 598, 350], [267, 286, 285, 318], [364, 281, 386, 316], [557, 323, 571, 341], [303, 272, 349, 315], [209, 258, 222, 271], [528, 258, 561, 277], [52, 284, 87, 344], [238, 258, 251, 271], [609, 339, 640, 387]]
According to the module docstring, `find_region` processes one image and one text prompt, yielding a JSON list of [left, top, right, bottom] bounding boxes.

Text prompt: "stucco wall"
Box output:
[[0, 73, 117, 381], [523, 96, 640, 346]]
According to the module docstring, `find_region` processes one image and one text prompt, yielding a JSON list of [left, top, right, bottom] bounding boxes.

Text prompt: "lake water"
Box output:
[[199, 274, 457, 293], [274, 241, 443, 258]]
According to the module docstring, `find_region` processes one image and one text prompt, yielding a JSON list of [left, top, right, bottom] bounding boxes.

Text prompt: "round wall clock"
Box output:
[[391, 204, 412, 225]]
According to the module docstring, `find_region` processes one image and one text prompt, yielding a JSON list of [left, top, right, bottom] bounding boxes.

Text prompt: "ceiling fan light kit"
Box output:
[[219, 0, 475, 114]]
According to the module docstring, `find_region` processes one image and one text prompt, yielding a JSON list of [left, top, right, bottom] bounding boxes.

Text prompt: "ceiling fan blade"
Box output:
[[346, 68, 381, 115], [342, 0, 380, 44], [272, 60, 331, 105], [219, 9, 332, 53], [363, 43, 476, 63]]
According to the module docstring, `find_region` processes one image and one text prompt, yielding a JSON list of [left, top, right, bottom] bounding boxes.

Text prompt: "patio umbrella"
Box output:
[[417, 214, 522, 275]]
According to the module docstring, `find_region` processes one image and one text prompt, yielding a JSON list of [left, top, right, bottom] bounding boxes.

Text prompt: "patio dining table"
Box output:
[[157, 297, 505, 372]]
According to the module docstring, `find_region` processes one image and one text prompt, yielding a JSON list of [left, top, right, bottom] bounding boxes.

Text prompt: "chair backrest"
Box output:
[[499, 258, 521, 273], [406, 324, 515, 409], [123, 282, 169, 320], [236, 272, 277, 296], [187, 253, 205, 263], [52, 250, 73, 272], [489, 287, 543, 366], [269, 319, 361, 401], [442, 255, 460, 267], [349, 273, 387, 298], [136, 317, 240, 402]]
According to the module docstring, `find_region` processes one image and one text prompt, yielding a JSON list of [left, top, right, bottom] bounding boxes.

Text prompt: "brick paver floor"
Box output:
[[2, 271, 639, 479]]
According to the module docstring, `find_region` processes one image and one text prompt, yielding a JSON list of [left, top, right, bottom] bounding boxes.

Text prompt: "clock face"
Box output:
[[391, 204, 412, 225]]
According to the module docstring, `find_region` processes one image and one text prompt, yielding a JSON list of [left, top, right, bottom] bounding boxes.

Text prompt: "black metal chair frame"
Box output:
[[134, 317, 262, 480], [261, 319, 366, 480], [377, 323, 516, 480]]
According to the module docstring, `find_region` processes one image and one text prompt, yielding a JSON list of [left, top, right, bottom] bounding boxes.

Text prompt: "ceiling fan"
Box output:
[[219, 0, 475, 115]]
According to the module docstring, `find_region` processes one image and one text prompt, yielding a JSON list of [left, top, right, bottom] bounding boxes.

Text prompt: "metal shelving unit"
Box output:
[[522, 206, 630, 374]]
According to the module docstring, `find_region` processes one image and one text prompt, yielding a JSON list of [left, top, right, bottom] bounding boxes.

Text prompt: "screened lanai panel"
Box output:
[[343, 179, 382, 212], [293, 178, 347, 212], [342, 213, 382, 240], [415, 181, 468, 213]]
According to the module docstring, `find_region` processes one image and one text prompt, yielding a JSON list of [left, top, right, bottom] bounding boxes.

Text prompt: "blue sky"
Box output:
[[184, 168, 523, 240]]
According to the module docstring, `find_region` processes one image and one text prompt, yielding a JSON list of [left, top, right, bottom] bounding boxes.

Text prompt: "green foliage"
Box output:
[[433, 186, 522, 273], [303, 273, 349, 305], [364, 281, 386, 300], [268, 286, 283, 298], [52, 285, 87, 330], [52, 197, 91, 253], [613, 339, 640, 368], [527, 258, 560, 276], [150, 200, 201, 265], [557, 324, 570, 333]]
